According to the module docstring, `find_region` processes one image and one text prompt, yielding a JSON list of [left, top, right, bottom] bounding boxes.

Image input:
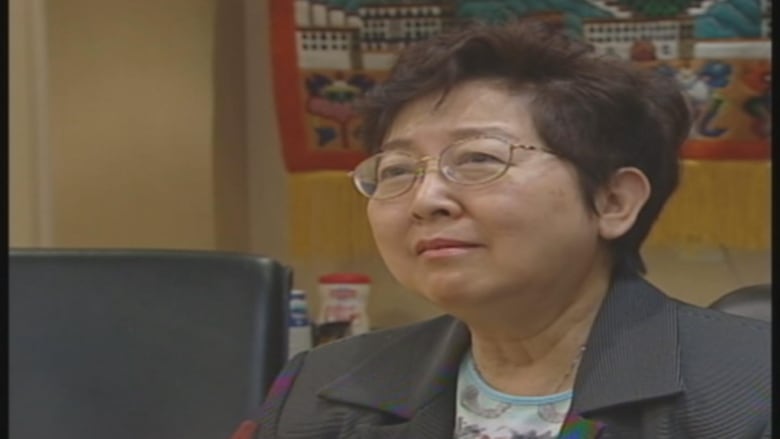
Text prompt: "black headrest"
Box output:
[[10, 248, 292, 439], [709, 284, 771, 322]]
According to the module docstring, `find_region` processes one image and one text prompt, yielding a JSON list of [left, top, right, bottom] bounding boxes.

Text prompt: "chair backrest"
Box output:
[[709, 283, 771, 322], [9, 248, 292, 439]]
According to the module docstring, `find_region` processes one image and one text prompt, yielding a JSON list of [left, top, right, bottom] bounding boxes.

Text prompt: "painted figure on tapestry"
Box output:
[[678, 60, 733, 138], [305, 72, 375, 149], [741, 60, 771, 139]]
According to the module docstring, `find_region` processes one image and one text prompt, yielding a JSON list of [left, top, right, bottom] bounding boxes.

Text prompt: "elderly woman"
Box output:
[[240, 20, 770, 439]]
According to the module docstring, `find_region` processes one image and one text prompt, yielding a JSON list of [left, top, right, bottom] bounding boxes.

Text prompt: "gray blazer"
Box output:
[[253, 271, 771, 438]]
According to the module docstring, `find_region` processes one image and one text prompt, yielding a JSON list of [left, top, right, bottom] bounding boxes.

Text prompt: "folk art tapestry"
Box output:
[[269, 0, 771, 259]]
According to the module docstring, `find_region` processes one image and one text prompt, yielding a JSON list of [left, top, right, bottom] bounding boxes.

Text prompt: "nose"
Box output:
[[408, 158, 462, 221]]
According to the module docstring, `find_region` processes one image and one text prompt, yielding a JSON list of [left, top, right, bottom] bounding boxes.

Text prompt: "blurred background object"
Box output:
[[709, 283, 772, 322], [288, 289, 314, 358]]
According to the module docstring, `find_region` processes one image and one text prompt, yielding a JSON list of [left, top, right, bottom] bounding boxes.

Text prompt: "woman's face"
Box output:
[[366, 80, 610, 315]]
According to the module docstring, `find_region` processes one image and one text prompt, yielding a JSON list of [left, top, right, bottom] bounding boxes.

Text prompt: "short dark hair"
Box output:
[[357, 20, 692, 274]]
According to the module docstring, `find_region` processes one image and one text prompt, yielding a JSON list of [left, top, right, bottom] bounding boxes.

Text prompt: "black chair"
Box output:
[[9, 248, 292, 439], [709, 283, 771, 322]]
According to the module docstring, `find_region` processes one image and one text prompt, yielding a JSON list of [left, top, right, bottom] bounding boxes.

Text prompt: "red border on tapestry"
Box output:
[[681, 139, 770, 160], [270, 0, 367, 173]]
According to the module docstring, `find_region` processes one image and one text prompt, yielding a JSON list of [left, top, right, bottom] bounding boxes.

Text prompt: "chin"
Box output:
[[419, 288, 495, 317], [415, 274, 487, 309]]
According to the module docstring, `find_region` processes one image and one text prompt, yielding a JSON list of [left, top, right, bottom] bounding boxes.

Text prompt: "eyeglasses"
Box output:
[[350, 135, 555, 200]]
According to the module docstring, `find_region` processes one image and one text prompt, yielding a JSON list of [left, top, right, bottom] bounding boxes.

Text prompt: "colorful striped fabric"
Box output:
[[558, 412, 606, 439]]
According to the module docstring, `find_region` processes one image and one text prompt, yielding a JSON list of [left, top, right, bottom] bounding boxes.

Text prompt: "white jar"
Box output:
[[317, 273, 371, 335]]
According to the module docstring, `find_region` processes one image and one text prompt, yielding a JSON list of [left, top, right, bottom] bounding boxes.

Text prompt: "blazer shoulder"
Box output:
[[674, 300, 770, 367], [675, 300, 770, 347], [672, 301, 770, 435]]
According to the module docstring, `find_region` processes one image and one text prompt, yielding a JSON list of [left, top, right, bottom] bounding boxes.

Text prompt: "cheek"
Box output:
[[539, 182, 594, 229], [531, 184, 599, 245], [548, 185, 585, 213], [480, 172, 593, 237], [536, 165, 590, 211]]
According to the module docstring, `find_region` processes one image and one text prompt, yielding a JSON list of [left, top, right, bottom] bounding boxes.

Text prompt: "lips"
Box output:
[[415, 238, 480, 255]]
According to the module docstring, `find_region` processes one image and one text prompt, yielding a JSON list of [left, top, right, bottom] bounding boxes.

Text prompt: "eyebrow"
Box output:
[[379, 125, 519, 152]]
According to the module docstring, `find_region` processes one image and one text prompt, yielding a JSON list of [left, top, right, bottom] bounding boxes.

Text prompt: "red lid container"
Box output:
[[318, 273, 372, 284]]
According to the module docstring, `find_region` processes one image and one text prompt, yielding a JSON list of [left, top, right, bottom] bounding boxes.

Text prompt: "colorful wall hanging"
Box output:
[[269, 0, 771, 259]]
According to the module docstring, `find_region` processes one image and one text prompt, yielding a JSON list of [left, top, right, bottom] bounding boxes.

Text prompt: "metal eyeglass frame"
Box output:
[[349, 135, 555, 200]]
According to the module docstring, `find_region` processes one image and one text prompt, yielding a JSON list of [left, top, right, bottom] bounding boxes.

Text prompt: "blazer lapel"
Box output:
[[571, 270, 684, 433], [353, 386, 457, 439], [318, 316, 469, 438]]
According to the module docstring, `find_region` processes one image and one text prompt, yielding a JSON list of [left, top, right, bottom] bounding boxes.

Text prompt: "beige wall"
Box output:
[[10, 0, 50, 247], [10, 0, 253, 251], [24, 0, 238, 250], [244, 0, 289, 262]]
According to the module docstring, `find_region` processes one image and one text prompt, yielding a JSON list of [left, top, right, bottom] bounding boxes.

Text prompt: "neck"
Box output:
[[465, 258, 612, 396]]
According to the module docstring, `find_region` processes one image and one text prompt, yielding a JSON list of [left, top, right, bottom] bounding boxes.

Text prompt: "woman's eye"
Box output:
[[378, 165, 413, 181], [456, 152, 504, 165]]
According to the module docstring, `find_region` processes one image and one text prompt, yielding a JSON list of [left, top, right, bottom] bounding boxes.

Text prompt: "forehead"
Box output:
[[382, 79, 540, 151]]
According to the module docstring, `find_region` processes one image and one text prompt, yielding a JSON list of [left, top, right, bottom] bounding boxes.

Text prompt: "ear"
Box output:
[[594, 167, 651, 240]]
